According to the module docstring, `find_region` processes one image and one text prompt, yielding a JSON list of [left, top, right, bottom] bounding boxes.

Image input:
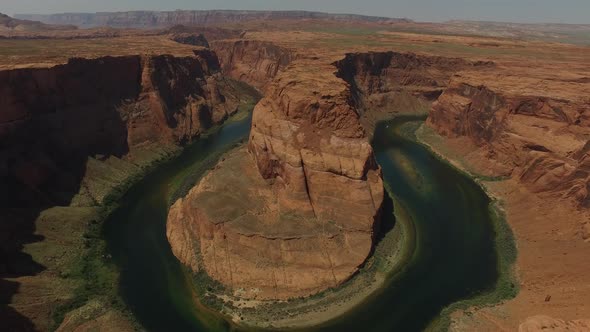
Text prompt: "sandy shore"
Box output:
[[416, 125, 590, 331]]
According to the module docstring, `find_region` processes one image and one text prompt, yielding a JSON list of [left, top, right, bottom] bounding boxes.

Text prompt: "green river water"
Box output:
[[103, 113, 506, 332]]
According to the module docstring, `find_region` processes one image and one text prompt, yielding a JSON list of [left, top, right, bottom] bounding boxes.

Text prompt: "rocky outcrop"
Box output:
[[0, 49, 242, 283], [0, 50, 239, 203], [16, 10, 411, 28], [334, 52, 493, 130], [427, 80, 590, 205], [167, 59, 384, 300], [211, 40, 295, 90], [170, 33, 210, 48]]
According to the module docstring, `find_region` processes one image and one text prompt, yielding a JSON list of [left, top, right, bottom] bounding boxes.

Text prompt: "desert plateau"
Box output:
[[1, 3, 589, 332]]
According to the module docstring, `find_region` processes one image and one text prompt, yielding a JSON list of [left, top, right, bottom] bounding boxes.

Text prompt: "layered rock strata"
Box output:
[[335, 51, 493, 130], [211, 40, 295, 90], [0, 49, 244, 281], [167, 60, 384, 299], [0, 49, 242, 207], [427, 79, 590, 206]]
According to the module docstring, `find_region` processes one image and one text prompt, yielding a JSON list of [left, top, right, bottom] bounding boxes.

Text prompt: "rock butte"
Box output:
[[167, 55, 385, 300]]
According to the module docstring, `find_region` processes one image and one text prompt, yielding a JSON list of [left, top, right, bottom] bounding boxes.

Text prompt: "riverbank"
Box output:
[[416, 124, 590, 330], [185, 164, 416, 329], [47, 84, 260, 331], [166, 116, 511, 331], [412, 123, 518, 331]]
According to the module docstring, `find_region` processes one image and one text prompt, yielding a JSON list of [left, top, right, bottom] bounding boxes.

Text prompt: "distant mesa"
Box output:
[[14, 10, 412, 28], [0, 12, 76, 31]]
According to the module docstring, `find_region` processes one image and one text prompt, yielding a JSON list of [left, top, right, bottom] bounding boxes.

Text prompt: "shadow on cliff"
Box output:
[[0, 57, 138, 329], [373, 188, 396, 247]]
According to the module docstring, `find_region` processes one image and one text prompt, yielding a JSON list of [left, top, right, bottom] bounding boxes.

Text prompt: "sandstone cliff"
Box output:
[[334, 51, 493, 130], [211, 40, 295, 90], [427, 79, 590, 206], [0, 49, 240, 208], [0, 49, 247, 311], [167, 59, 384, 300]]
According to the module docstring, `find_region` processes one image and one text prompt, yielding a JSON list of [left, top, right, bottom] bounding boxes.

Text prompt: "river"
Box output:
[[103, 113, 501, 331]]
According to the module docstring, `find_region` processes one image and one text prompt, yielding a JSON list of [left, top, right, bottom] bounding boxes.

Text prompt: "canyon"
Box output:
[[0, 42, 259, 331], [0, 10, 589, 332]]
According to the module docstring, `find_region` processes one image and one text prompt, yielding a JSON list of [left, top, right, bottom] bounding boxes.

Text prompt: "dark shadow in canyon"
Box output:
[[0, 57, 140, 329], [372, 186, 396, 250]]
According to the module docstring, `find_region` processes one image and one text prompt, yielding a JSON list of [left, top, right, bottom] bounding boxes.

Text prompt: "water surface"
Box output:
[[104, 114, 500, 331]]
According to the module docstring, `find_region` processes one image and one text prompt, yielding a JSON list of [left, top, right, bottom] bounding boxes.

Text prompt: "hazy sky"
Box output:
[[4, 0, 589, 24]]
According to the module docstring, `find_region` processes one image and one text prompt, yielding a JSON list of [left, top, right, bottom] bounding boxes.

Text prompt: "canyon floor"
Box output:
[[2, 13, 590, 332]]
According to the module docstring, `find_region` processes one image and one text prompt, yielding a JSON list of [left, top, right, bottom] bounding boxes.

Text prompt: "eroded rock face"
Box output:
[[0, 49, 254, 330], [334, 52, 492, 130], [211, 40, 295, 90], [427, 80, 590, 205], [0, 49, 240, 213], [167, 60, 384, 300]]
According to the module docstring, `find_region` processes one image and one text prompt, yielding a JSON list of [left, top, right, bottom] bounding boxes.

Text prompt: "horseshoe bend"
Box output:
[[1, 7, 590, 332], [167, 56, 386, 300]]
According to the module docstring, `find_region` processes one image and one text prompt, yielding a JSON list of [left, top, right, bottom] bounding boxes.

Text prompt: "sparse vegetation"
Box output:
[[410, 121, 519, 332], [49, 153, 176, 331], [426, 201, 518, 332]]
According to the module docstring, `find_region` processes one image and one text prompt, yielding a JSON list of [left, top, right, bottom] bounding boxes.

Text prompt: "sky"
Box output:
[[4, 0, 589, 24]]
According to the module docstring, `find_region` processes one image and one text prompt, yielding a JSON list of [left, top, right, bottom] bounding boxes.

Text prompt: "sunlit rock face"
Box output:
[[167, 58, 384, 300]]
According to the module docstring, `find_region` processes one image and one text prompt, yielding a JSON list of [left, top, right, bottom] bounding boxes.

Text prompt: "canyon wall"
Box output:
[[0, 50, 253, 330], [427, 80, 590, 206], [211, 40, 295, 90], [167, 57, 384, 300], [0, 49, 239, 209], [334, 51, 493, 130], [333, 51, 590, 207], [16, 10, 411, 28]]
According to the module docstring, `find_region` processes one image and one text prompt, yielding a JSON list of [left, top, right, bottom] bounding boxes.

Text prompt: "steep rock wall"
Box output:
[[0, 50, 243, 294], [427, 80, 590, 205], [211, 40, 295, 90], [334, 51, 493, 130], [0, 50, 238, 208], [167, 59, 384, 300]]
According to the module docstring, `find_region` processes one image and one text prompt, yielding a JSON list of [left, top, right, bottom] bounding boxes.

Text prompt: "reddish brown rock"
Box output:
[[167, 59, 384, 300], [334, 52, 492, 130], [427, 79, 590, 205], [0, 50, 244, 299], [211, 40, 295, 90]]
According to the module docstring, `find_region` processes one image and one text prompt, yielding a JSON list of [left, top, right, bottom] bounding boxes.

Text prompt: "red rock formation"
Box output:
[[0, 49, 257, 330], [167, 59, 384, 300], [0, 49, 239, 217], [211, 40, 295, 90], [334, 52, 493, 129], [427, 80, 590, 205]]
